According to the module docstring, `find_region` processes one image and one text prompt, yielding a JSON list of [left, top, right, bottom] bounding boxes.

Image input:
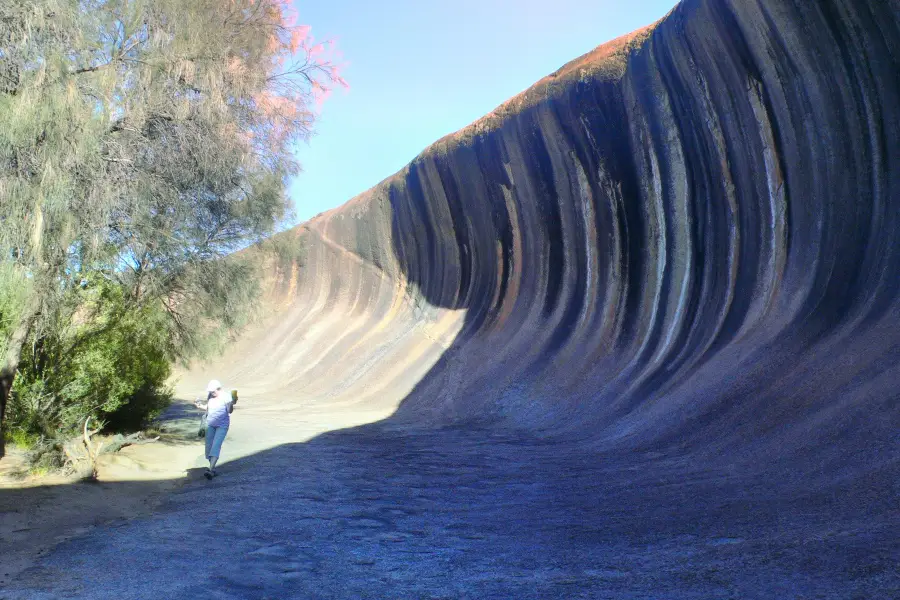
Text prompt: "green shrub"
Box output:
[[27, 439, 66, 473], [7, 279, 175, 440], [103, 383, 173, 432], [5, 427, 40, 450]]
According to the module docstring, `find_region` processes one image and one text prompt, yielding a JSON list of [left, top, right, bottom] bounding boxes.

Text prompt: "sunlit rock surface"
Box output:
[[220, 0, 900, 461]]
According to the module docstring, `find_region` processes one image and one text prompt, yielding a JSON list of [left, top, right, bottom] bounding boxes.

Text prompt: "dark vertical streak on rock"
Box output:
[[474, 135, 514, 323], [432, 156, 472, 310], [274, 0, 900, 474], [523, 118, 565, 318]]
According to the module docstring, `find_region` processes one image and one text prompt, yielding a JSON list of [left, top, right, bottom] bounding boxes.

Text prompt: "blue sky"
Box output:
[[289, 0, 677, 223]]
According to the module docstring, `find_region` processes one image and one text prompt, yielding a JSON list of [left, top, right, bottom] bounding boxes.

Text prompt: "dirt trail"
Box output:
[[0, 401, 203, 587], [0, 383, 410, 594]]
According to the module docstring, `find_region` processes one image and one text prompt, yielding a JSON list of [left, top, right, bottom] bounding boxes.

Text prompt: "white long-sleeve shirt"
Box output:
[[206, 391, 234, 428]]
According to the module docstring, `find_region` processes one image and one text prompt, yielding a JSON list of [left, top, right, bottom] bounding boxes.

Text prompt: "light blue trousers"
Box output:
[[205, 425, 229, 459]]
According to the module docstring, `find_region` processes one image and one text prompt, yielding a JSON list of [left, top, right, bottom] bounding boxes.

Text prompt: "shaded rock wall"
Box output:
[[210, 0, 900, 467]]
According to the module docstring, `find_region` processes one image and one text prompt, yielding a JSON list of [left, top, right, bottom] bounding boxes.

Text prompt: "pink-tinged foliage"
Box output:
[[290, 26, 311, 53], [224, 1, 348, 152], [274, 0, 299, 27], [310, 80, 331, 108]]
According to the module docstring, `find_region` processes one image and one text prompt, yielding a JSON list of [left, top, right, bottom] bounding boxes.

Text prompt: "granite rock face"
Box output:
[[6, 2, 899, 597], [230, 0, 900, 462]]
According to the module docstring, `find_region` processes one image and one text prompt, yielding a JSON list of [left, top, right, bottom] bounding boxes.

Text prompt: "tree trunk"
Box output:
[[0, 367, 14, 459], [0, 298, 39, 459]]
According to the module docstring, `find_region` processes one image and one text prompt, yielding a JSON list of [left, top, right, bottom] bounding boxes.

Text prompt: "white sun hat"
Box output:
[[206, 379, 223, 393]]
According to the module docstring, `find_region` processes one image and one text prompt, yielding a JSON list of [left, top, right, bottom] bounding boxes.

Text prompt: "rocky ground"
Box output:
[[3, 402, 896, 599]]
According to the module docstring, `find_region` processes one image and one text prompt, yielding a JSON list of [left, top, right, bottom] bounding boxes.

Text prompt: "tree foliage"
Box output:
[[0, 0, 343, 451], [10, 277, 174, 438]]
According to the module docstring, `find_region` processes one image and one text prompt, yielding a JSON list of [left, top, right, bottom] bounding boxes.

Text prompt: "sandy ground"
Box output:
[[0, 400, 204, 587], [0, 381, 409, 596]]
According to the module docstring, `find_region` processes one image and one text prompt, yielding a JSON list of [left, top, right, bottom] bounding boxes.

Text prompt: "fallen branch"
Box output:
[[62, 416, 106, 480], [103, 432, 160, 454]]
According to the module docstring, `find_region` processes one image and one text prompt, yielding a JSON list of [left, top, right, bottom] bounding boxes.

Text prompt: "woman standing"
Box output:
[[194, 379, 236, 479]]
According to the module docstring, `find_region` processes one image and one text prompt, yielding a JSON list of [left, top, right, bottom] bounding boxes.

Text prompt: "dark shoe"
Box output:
[[204, 468, 213, 480]]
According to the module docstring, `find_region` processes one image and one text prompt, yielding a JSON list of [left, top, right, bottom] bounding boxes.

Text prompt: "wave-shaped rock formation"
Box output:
[[10, 0, 895, 597], [200, 0, 899, 495]]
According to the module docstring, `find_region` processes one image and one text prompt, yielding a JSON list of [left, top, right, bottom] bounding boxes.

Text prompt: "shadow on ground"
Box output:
[[4, 419, 897, 599]]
